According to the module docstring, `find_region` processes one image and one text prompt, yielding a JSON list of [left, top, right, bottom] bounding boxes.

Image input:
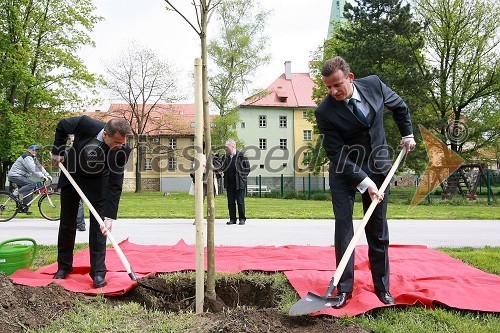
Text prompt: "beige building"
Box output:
[[86, 104, 213, 192]]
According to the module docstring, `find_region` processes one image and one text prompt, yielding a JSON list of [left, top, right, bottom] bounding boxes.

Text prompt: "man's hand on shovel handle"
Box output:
[[101, 217, 114, 236], [367, 183, 384, 204]]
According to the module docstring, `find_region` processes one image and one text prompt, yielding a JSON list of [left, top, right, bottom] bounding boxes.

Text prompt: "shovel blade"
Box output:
[[289, 292, 334, 316]]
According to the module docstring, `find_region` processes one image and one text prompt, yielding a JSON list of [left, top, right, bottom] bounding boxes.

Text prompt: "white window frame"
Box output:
[[144, 158, 152, 170], [259, 115, 267, 127], [259, 138, 267, 150], [169, 138, 177, 149], [168, 157, 176, 170], [279, 116, 287, 128], [279, 139, 287, 150]]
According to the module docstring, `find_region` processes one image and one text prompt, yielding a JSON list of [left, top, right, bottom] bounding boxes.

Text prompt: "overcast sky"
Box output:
[[79, 0, 332, 108]]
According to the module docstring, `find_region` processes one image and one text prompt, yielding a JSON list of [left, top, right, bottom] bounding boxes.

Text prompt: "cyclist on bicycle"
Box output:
[[7, 145, 52, 214]]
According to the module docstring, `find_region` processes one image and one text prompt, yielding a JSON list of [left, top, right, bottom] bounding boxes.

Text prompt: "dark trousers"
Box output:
[[8, 175, 36, 205], [58, 186, 107, 278], [330, 173, 390, 293], [226, 184, 246, 222]]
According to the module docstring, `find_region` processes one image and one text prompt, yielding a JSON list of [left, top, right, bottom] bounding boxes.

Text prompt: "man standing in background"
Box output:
[[222, 139, 250, 225]]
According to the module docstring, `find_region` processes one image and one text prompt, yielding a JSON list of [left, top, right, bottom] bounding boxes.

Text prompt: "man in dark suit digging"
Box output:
[[315, 56, 416, 308], [51, 116, 132, 288]]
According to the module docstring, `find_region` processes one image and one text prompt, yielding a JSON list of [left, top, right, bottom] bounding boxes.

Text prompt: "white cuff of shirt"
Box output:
[[402, 134, 414, 138], [357, 177, 376, 194]]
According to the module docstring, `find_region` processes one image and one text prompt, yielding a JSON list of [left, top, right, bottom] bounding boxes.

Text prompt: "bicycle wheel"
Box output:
[[38, 192, 61, 221], [0, 191, 19, 222]]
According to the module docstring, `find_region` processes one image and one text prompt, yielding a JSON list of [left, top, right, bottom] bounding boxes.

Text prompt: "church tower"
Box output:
[[327, 0, 347, 39]]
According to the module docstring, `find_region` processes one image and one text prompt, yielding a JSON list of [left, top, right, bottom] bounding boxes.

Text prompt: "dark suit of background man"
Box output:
[[51, 116, 132, 288], [315, 56, 416, 308], [222, 139, 250, 225]]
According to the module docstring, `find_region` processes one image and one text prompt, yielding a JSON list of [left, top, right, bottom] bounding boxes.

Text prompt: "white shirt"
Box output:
[[345, 85, 369, 118]]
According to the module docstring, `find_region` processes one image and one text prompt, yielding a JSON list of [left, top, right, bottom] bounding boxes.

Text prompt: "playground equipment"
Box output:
[[441, 164, 494, 200]]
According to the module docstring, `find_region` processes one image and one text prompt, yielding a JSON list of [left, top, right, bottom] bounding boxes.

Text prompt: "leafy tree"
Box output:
[[208, 0, 270, 148], [210, 107, 243, 151], [0, 0, 101, 188], [307, 0, 429, 173], [413, 0, 500, 157], [103, 41, 183, 193]]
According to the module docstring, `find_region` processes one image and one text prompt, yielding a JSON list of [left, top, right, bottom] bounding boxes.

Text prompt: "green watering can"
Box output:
[[0, 238, 37, 276]]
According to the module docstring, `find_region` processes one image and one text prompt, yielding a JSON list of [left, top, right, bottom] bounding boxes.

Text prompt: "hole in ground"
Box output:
[[108, 273, 281, 313]]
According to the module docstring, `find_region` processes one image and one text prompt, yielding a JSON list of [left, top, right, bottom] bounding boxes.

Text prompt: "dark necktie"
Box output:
[[348, 99, 368, 125]]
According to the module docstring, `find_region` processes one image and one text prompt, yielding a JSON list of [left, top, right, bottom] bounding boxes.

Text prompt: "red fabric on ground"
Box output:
[[10, 239, 500, 315], [286, 245, 500, 316]]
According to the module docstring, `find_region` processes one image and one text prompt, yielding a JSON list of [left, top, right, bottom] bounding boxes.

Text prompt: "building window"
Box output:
[[303, 130, 312, 141], [280, 139, 287, 150], [279, 116, 287, 128], [303, 151, 312, 165], [144, 158, 152, 170], [169, 138, 177, 149], [190, 138, 195, 146], [259, 138, 267, 150], [259, 115, 267, 127], [303, 111, 307, 119], [168, 157, 176, 170], [241, 122, 245, 128]]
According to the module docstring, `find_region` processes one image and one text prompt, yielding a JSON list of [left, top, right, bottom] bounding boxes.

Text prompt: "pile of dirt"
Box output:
[[0, 272, 85, 333], [0, 273, 368, 332]]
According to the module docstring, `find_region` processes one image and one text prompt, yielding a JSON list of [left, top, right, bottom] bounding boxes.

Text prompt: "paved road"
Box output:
[[1, 219, 498, 248]]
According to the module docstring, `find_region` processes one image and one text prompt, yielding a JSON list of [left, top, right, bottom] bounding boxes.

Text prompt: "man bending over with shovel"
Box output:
[[51, 116, 132, 288], [315, 57, 416, 308]]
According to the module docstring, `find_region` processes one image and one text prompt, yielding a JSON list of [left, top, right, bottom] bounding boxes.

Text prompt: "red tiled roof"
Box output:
[[242, 73, 317, 108], [83, 103, 208, 136]]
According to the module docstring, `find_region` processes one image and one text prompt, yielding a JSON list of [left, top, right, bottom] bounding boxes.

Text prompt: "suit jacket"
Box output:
[[222, 150, 250, 190], [51, 115, 131, 218], [315, 75, 412, 187]]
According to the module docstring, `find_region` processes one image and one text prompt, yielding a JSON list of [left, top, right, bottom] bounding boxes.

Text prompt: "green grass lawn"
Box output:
[[18, 189, 498, 220], [114, 190, 498, 219]]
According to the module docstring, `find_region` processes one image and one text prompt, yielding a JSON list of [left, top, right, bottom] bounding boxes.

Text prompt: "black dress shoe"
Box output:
[[226, 221, 237, 225], [53, 268, 73, 279], [77, 225, 86, 231], [329, 292, 352, 309], [93, 276, 107, 288], [238, 220, 246, 225], [375, 291, 394, 305]]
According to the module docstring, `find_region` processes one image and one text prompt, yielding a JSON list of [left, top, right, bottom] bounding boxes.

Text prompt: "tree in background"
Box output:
[[308, 0, 429, 173], [208, 0, 270, 148], [414, 0, 499, 158], [103, 41, 183, 193], [0, 0, 101, 189]]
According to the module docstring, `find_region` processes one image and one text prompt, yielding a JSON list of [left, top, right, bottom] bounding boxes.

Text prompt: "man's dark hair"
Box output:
[[104, 118, 132, 136], [321, 56, 351, 77]]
